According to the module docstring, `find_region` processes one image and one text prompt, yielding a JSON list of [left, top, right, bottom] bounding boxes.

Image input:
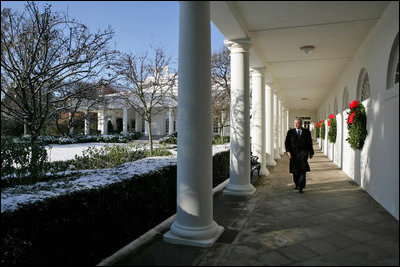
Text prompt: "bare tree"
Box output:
[[113, 45, 177, 155], [211, 46, 231, 137], [50, 81, 110, 136], [1, 2, 116, 176]]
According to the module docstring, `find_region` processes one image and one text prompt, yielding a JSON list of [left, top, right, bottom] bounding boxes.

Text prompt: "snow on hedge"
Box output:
[[1, 144, 230, 213]]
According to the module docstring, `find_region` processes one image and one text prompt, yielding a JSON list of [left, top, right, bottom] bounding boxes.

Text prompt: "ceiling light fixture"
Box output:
[[300, 45, 315, 55]]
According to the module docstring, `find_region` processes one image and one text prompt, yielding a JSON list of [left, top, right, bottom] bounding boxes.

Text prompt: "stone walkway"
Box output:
[[107, 143, 399, 266]]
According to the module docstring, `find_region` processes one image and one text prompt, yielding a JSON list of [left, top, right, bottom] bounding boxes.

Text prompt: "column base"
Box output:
[[274, 154, 281, 160], [266, 159, 277, 166], [260, 166, 269, 176], [163, 221, 224, 247], [223, 183, 256, 196]]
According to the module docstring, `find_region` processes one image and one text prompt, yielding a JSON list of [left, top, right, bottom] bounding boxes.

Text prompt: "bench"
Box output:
[[251, 155, 261, 180]]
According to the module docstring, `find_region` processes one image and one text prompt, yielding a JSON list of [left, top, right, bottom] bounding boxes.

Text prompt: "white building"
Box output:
[[85, 67, 230, 138]]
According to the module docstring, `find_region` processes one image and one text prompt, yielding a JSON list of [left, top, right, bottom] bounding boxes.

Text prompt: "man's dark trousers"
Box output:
[[293, 172, 306, 189]]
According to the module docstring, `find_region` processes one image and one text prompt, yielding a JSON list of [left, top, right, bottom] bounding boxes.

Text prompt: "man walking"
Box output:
[[285, 118, 314, 193]]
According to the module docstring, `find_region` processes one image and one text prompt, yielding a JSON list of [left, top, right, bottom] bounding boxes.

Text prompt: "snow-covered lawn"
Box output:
[[45, 142, 131, 162], [1, 143, 230, 213]]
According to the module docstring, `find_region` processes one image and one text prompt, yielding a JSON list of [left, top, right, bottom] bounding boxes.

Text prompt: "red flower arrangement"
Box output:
[[349, 100, 359, 109], [328, 114, 335, 126], [348, 111, 356, 124], [347, 101, 360, 125]]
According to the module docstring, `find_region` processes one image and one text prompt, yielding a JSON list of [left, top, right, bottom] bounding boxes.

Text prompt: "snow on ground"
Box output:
[[46, 142, 125, 162], [1, 143, 230, 213]]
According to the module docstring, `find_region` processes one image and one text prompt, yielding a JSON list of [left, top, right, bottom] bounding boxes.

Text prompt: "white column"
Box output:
[[122, 108, 128, 136], [223, 38, 255, 196], [84, 110, 90, 135], [134, 112, 140, 132], [278, 97, 285, 154], [265, 84, 276, 166], [221, 112, 225, 136], [168, 108, 174, 135], [273, 90, 281, 159], [102, 108, 108, 135], [250, 67, 269, 176], [281, 103, 287, 154], [325, 119, 329, 156], [103, 109, 108, 135], [286, 108, 290, 136], [164, 1, 223, 248], [110, 110, 117, 133]]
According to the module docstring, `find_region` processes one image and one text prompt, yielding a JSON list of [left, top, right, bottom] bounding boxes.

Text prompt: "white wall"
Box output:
[[317, 1, 399, 219]]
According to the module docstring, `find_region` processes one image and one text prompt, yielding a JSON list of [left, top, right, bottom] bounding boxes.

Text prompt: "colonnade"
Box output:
[[163, 1, 290, 248], [82, 107, 176, 136]]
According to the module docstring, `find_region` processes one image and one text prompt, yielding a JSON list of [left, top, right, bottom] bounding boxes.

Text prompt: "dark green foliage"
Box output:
[[1, 167, 178, 266], [212, 135, 230, 144], [316, 125, 320, 138], [1, 150, 230, 265], [159, 132, 177, 144], [1, 141, 169, 189], [346, 103, 368, 150], [328, 117, 337, 143], [212, 151, 230, 187], [321, 121, 326, 140], [1, 137, 48, 180]]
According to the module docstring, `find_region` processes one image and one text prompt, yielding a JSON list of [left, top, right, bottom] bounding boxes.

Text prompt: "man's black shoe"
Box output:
[[299, 188, 304, 193]]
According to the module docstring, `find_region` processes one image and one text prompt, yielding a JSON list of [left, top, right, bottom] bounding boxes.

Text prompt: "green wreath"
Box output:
[[346, 100, 367, 150], [328, 114, 337, 143], [316, 123, 320, 138], [321, 121, 325, 140]]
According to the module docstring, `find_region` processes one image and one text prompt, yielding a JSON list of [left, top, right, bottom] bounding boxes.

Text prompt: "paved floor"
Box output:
[[109, 143, 399, 266]]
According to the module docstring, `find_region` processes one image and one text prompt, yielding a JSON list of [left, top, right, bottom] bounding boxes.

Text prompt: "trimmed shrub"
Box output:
[[1, 150, 230, 265]]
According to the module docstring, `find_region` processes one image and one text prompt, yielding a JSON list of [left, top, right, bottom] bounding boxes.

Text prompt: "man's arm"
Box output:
[[308, 130, 314, 159]]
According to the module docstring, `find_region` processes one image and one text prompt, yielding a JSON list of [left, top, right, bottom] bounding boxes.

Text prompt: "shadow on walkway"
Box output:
[[103, 143, 399, 266]]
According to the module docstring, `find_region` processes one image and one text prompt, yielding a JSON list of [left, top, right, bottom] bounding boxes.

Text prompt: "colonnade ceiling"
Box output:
[[211, 1, 390, 111]]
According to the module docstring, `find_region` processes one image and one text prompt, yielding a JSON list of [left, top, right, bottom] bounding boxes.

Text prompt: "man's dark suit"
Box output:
[[285, 127, 314, 191]]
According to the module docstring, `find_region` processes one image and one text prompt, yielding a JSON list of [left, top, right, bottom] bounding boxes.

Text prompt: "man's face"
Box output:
[[294, 120, 301, 129]]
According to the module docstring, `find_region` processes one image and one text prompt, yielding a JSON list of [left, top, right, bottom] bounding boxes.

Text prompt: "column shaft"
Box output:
[[223, 38, 255, 196], [169, 108, 174, 135], [265, 84, 276, 166], [102, 109, 108, 135], [164, 1, 223, 247], [123, 108, 128, 136], [84, 110, 90, 135], [273, 91, 281, 159], [251, 67, 269, 176]]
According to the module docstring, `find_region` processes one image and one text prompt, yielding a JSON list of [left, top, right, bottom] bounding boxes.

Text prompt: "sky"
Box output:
[[1, 1, 227, 72]]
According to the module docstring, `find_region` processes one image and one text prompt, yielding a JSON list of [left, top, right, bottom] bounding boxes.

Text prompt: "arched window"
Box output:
[[334, 98, 338, 115], [387, 32, 399, 89], [342, 87, 349, 111], [357, 68, 371, 101]]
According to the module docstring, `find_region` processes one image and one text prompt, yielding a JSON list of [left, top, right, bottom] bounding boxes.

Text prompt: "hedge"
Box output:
[[1, 150, 230, 266]]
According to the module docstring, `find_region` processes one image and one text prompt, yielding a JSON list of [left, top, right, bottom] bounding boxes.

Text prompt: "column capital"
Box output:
[[251, 66, 266, 77], [224, 38, 251, 53]]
